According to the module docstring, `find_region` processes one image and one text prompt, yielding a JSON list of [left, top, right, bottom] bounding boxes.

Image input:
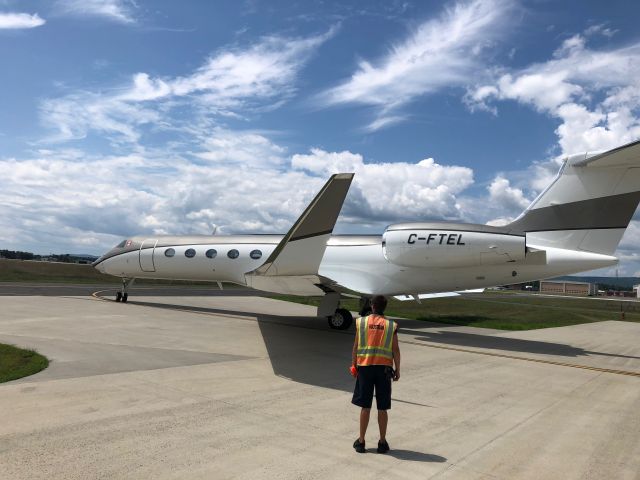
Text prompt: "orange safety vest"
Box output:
[[356, 314, 397, 367]]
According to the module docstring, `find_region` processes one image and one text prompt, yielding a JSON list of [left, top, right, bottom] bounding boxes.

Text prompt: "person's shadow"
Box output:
[[369, 449, 447, 462]]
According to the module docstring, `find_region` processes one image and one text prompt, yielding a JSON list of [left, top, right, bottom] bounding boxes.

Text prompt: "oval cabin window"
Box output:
[[250, 249, 262, 260], [227, 249, 239, 259], [206, 249, 217, 259], [165, 248, 176, 257], [185, 248, 196, 258]]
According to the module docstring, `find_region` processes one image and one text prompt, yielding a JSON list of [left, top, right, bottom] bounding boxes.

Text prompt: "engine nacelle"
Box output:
[[383, 223, 526, 268]]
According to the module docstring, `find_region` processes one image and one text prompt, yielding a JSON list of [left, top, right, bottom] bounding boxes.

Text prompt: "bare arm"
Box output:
[[392, 331, 401, 381]]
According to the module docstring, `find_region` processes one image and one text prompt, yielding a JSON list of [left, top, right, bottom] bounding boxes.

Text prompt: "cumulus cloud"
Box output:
[[487, 176, 530, 211], [319, 0, 513, 131], [292, 148, 474, 222], [0, 143, 479, 253], [40, 30, 334, 144], [466, 29, 640, 155], [55, 0, 136, 24], [0, 12, 45, 29], [454, 172, 533, 228]]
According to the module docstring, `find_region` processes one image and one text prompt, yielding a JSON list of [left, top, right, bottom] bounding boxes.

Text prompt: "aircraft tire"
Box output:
[[328, 308, 353, 330], [115, 292, 122, 302]]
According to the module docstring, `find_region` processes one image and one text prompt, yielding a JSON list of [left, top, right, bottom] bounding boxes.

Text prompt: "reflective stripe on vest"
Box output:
[[356, 314, 395, 367]]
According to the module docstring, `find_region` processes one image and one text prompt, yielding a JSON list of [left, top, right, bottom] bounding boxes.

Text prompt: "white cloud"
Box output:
[[194, 128, 287, 168], [364, 115, 407, 133], [292, 148, 474, 222], [0, 142, 478, 254], [56, 0, 136, 24], [40, 30, 334, 144], [584, 24, 618, 39], [319, 0, 513, 130], [0, 12, 45, 29], [457, 174, 532, 227], [487, 176, 530, 211], [467, 30, 640, 155]]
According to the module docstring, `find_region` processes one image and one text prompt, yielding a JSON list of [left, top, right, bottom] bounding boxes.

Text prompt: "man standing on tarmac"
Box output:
[[350, 295, 401, 454]]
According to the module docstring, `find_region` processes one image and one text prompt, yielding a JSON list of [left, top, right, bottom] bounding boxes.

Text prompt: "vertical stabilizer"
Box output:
[[507, 140, 640, 255]]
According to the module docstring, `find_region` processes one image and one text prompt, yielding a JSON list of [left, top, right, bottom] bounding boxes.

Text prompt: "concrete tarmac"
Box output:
[[1, 293, 640, 479]]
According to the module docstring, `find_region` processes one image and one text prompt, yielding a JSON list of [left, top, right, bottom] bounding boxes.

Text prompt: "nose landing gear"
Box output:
[[115, 278, 135, 303]]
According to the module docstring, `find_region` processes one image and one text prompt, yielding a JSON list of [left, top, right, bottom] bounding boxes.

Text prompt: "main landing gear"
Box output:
[[317, 292, 353, 330], [318, 293, 373, 330], [358, 297, 372, 317], [115, 278, 135, 303], [328, 308, 353, 330]]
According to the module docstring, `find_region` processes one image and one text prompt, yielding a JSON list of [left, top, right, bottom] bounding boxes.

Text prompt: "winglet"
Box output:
[[252, 173, 354, 277]]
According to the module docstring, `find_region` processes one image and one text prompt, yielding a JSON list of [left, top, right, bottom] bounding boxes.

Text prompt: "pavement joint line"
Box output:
[[401, 339, 640, 378], [91, 290, 640, 379]]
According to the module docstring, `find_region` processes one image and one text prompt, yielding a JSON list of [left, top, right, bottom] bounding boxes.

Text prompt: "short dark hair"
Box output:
[[371, 295, 387, 314]]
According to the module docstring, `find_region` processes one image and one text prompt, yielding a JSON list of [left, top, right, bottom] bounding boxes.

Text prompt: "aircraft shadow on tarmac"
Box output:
[[124, 300, 640, 394], [124, 299, 356, 391], [400, 326, 640, 360]]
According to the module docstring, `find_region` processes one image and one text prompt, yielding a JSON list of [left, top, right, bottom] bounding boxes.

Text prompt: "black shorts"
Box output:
[[351, 365, 393, 410]]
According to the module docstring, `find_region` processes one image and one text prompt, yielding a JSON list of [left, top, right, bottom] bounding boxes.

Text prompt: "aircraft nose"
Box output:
[[92, 257, 106, 272]]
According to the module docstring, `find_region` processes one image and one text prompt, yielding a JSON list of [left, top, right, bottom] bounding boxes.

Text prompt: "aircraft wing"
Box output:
[[394, 288, 485, 302], [245, 173, 354, 295]]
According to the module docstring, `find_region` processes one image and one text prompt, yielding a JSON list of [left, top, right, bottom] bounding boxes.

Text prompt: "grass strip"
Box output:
[[0, 344, 49, 383], [268, 293, 640, 331]]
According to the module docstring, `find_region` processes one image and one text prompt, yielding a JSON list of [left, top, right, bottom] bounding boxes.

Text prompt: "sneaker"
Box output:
[[353, 438, 366, 453], [377, 440, 390, 454]]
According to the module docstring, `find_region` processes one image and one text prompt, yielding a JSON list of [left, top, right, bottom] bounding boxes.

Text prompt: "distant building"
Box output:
[[634, 285, 640, 298], [539, 280, 597, 296]]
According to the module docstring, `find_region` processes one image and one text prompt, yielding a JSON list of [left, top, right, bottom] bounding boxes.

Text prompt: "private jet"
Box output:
[[93, 140, 640, 330]]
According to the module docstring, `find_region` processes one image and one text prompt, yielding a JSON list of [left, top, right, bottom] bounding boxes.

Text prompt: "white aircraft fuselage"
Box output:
[[94, 232, 616, 296], [93, 141, 640, 328]]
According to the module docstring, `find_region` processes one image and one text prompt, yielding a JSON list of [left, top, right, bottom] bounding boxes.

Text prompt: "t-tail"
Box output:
[[506, 139, 640, 256]]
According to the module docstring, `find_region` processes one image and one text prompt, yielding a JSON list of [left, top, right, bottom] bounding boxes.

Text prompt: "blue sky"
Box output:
[[1, 0, 639, 275]]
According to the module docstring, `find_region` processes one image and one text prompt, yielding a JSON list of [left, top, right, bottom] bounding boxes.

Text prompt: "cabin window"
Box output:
[[227, 249, 239, 259], [250, 249, 262, 260], [185, 248, 196, 258], [165, 248, 175, 257], [206, 249, 217, 259]]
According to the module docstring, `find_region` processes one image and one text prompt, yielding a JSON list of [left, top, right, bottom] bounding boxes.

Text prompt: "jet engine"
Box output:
[[382, 223, 526, 268]]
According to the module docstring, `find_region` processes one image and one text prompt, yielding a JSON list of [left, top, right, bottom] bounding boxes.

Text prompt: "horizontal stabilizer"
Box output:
[[572, 139, 640, 168], [249, 173, 354, 277]]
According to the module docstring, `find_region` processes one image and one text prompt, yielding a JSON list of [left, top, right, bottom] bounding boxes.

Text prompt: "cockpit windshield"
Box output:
[[115, 240, 127, 249]]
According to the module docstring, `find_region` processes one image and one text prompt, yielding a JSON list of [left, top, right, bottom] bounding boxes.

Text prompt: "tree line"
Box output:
[[0, 250, 92, 263]]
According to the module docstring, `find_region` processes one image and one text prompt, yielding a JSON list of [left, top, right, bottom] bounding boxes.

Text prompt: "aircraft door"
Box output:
[[139, 239, 157, 272]]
